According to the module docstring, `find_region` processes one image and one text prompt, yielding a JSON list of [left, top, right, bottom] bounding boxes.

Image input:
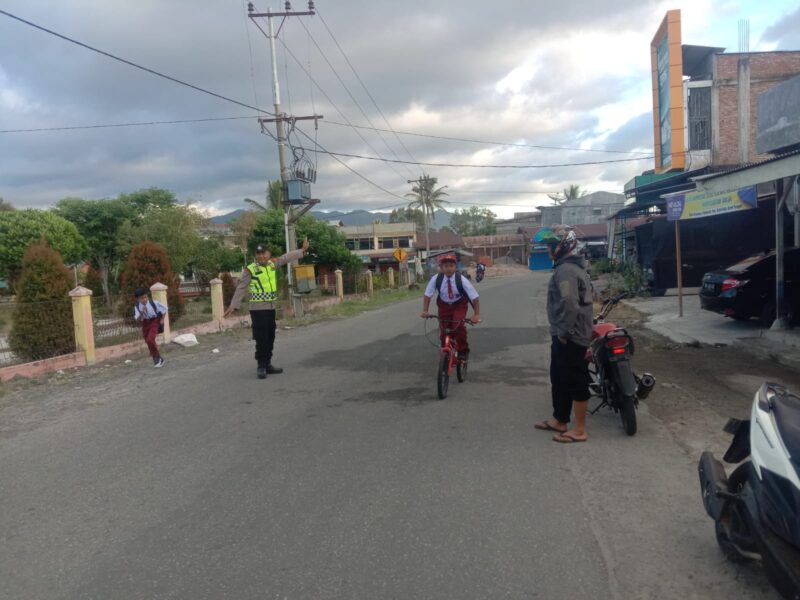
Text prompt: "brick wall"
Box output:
[[714, 52, 800, 167]]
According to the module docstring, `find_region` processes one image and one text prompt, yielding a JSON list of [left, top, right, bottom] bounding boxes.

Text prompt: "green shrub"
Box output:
[[9, 241, 74, 360]]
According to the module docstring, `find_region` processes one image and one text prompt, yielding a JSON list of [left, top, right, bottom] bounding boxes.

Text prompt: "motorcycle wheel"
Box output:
[[715, 463, 756, 564], [619, 395, 637, 436]]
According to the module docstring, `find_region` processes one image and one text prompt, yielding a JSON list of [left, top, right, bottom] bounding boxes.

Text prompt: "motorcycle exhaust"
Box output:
[[636, 373, 656, 400]]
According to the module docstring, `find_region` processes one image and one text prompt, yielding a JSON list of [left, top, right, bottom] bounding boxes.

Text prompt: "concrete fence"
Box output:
[[1, 268, 403, 382]]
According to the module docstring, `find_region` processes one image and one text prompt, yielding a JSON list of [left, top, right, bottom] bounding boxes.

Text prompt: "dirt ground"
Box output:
[[604, 302, 800, 458]]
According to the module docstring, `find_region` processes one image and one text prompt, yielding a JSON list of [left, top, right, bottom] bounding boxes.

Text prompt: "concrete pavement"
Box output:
[[0, 271, 780, 599]]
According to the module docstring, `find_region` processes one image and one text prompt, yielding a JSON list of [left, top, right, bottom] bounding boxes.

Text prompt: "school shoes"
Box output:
[[153, 357, 165, 368]]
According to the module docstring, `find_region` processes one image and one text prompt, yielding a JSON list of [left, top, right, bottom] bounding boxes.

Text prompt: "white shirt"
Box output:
[[424, 273, 479, 303], [134, 299, 167, 321]]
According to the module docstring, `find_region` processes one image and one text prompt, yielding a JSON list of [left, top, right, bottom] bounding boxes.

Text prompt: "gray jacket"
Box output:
[[547, 256, 593, 347]]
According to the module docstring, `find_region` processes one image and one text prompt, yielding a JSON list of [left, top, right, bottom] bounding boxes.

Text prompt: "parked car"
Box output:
[[699, 248, 800, 326]]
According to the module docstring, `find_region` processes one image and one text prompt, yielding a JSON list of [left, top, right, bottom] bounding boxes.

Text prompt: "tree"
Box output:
[[230, 210, 259, 262], [54, 197, 134, 301], [119, 187, 178, 221], [547, 184, 586, 206], [0, 198, 15, 211], [9, 242, 74, 361], [389, 207, 426, 230], [116, 204, 206, 275], [406, 174, 449, 266], [449, 207, 497, 236], [119, 241, 185, 322], [190, 238, 244, 285], [0, 210, 86, 286], [243, 180, 284, 212], [249, 209, 359, 269]]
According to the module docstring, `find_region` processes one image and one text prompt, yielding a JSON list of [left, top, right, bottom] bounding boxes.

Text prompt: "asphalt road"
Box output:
[[0, 271, 781, 599]]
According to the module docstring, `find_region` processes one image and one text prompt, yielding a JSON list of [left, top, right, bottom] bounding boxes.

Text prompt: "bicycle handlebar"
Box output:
[[424, 315, 476, 325]]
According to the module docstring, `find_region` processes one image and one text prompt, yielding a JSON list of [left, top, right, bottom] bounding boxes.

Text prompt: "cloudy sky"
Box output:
[[1, 0, 799, 218]]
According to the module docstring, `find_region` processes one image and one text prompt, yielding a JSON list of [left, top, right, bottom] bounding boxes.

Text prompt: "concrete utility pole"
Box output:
[[407, 177, 431, 278], [248, 1, 320, 318]]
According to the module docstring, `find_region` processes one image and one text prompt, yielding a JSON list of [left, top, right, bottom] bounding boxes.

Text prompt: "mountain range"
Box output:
[[210, 208, 451, 229]]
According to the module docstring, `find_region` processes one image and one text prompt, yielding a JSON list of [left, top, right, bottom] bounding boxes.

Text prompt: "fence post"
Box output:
[[150, 282, 171, 342], [366, 270, 374, 295], [387, 268, 395, 288], [335, 269, 344, 300], [69, 286, 96, 365], [210, 278, 223, 325], [322, 273, 329, 291]]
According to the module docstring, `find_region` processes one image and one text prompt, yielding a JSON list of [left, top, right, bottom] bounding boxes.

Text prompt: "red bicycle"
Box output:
[[425, 316, 474, 399]]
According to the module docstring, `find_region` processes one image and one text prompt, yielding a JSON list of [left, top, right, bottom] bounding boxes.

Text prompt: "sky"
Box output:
[[1, 0, 799, 219]]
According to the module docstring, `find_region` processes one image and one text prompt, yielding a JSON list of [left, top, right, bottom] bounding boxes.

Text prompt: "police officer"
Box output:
[[225, 237, 309, 379]]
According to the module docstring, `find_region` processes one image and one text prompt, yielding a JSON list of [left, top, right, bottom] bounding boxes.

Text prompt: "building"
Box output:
[[494, 212, 542, 234], [462, 234, 528, 264], [539, 191, 626, 227], [340, 222, 418, 271], [613, 9, 800, 293]]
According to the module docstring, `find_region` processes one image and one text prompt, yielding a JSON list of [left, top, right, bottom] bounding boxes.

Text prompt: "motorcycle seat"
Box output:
[[770, 390, 800, 462]]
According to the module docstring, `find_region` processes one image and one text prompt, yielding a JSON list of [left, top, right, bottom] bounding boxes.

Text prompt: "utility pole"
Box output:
[[248, 1, 321, 318]]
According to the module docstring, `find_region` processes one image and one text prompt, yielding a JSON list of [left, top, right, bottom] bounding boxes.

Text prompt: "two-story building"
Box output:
[[340, 222, 417, 271]]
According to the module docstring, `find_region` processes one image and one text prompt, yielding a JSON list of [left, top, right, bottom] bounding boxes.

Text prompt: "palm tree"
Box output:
[[405, 173, 449, 270], [243, 180, 284, 212], [547, 184, 586, 206]]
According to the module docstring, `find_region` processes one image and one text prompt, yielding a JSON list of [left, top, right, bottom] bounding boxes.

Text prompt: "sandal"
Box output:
[[534, 420, 567, 433], [552, 433, 588, 444]]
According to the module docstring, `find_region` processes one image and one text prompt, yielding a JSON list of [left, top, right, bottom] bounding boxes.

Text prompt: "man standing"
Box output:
[[225, 237, 309, 379], [533, 227, 593, 443]]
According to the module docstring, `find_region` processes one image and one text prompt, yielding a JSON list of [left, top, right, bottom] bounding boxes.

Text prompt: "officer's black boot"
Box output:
[[257, 360, 268, 379], [266, 364, 283, 375]]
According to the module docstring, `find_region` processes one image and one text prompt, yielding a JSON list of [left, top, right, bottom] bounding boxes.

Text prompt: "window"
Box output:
[[593, 208, 603, 215], [359, 238, 372, 250], [398, 237, 411, 248], [345, 239, 355, 250], [379, 238, 395, 249], [688, 86, 711, 150]]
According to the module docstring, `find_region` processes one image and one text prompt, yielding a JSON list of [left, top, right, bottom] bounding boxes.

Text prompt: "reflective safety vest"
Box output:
[[247, 262, 278, 302]]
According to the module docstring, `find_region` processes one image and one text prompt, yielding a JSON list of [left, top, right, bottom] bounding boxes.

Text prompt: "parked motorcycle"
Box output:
[[587, 293, 655, 436], [476, 263, 486, 283], [698, 382, 800, 600]]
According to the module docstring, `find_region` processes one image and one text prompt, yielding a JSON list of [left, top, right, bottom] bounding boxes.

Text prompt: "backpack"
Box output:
[[435, 271, 473, 306]]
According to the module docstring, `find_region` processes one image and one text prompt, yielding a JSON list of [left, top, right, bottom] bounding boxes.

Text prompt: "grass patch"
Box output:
[[281, 287, 419, 328]]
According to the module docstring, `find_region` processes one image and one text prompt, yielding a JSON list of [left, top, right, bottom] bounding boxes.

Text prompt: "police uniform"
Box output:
[[228, 245, 305, 377]]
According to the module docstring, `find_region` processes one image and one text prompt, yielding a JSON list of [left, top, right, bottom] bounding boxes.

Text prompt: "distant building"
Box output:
[[494, 212, 542, 234], [538, 191, 626, 227], [340, 222, 418, 270]]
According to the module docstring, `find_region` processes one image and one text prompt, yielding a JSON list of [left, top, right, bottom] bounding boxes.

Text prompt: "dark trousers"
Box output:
[[550, 336, 591, 423], [436, 297, 470, 352], [250, 309, 277, 366], [142, 318, 161, 359]]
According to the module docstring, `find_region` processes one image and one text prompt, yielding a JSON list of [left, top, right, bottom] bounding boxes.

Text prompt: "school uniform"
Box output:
[[424, 273, 479, 353], [134, 299, 167, 362]]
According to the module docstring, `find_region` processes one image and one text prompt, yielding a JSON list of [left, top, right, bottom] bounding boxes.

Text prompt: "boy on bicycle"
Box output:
[[420, 253, 481, 359]]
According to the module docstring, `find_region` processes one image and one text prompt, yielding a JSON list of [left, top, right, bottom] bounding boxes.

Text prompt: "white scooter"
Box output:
[[698, 382, 800, 599]]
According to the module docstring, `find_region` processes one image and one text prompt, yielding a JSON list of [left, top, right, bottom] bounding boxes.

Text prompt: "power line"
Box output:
[[249, 14, 411, 184], [315, 8, 418, 166], [298, 14, 415, 178], [324, 120, 653, 156], [0, 8, 274, 117], [0, 116, 256, 134], [292, 136, 653, 168]]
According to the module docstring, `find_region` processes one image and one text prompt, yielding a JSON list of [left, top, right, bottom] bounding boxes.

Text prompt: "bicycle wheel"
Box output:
[[456, 354, 468, 382], [437, 351, 450, 399]]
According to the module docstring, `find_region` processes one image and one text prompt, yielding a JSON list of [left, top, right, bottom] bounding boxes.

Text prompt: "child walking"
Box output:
[[133, 287, 167, 367]]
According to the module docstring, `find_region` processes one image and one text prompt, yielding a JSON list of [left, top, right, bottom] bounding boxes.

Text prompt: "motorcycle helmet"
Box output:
[[534, 225, 578, 262]]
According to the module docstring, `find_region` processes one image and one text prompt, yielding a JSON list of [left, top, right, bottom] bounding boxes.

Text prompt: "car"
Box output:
[[699, 248, 800, 326]]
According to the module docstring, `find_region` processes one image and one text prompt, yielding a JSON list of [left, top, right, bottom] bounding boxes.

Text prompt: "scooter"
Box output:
[[698, 383, 800, 600], [476, 263, 486, 283], [587, 294, 655, 436]]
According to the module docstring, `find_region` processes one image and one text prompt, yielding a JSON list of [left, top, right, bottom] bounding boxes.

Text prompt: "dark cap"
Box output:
[[134, 287, 149, 298], [255, 243, 270, 253]]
